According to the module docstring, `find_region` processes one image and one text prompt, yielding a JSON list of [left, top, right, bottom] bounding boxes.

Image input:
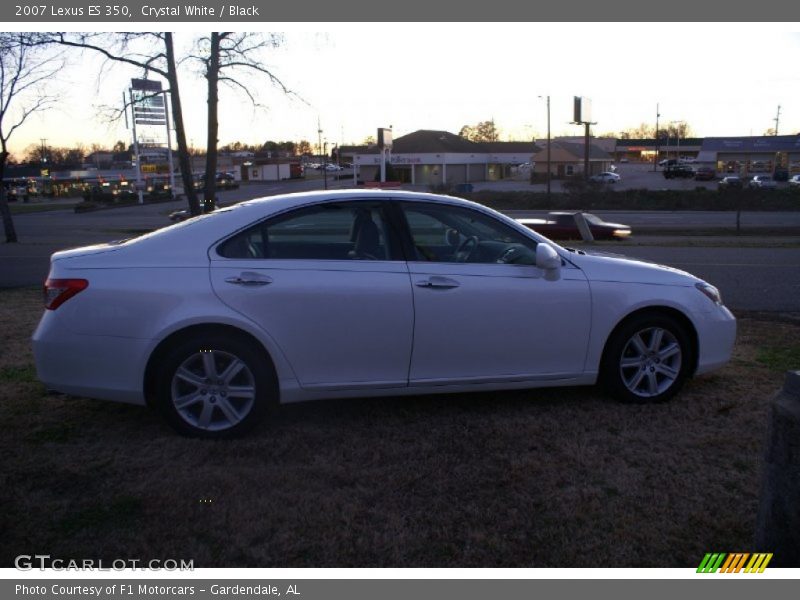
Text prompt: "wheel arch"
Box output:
[[143, 323, 279, 407], [599, 305, 699, 378]]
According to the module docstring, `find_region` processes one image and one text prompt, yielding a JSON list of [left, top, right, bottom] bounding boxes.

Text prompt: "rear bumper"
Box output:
[[32, 311, 149, 406]]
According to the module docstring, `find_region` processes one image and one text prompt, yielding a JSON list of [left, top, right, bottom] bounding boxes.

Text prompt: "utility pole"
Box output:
[[774, 105, 781, 136], [317, 117, 327, 190], [538, 96, 551, 197], [653, 103, 660, 171]]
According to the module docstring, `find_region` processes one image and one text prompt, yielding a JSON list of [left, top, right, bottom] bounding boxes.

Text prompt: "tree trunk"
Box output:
[[164, 33, 201, 217], [203, 33, 221, 213], [0, 151, 19, 243]]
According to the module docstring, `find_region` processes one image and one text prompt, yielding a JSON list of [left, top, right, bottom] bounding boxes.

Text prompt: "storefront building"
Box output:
[[696, 135, 800, 176], [352, 130, 537, 185]]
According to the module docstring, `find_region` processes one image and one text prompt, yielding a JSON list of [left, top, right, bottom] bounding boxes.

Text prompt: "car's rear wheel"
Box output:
[[602, 313, 693, 404], [155, 333, 275, 438]]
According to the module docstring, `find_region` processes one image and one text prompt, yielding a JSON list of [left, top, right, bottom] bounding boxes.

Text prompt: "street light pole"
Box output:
[[546, 95, 551, 197], [653, 103, 660, 172], [323, 141, 328, 190]]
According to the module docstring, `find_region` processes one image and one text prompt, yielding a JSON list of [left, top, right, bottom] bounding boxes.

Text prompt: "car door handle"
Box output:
[[416, 276, 460, 289], [225, 273, 273, 287]]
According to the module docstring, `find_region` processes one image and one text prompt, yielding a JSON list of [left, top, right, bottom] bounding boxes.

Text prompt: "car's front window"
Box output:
[[401, 202, 537, 265]]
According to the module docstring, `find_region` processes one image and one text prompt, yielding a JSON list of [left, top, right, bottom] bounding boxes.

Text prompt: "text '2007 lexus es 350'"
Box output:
[[33, 190, 736, 438]]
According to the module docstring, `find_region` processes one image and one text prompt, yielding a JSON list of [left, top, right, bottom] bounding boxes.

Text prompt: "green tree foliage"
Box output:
[[459, 120, 500, 142]]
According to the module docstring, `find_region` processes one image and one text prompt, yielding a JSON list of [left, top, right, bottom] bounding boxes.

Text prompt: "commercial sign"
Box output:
[[131, 79, 166, 126]]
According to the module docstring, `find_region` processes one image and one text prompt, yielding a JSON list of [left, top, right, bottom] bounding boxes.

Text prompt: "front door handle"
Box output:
[[225, 272, 273, 287], [416, 276, 460, 289]]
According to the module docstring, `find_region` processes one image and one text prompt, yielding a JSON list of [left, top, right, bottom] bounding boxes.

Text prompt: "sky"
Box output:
[[4, 24, 800, 158]]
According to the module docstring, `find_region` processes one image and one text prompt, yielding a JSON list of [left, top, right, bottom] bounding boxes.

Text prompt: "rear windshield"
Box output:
[[120, 205, 239, 246]]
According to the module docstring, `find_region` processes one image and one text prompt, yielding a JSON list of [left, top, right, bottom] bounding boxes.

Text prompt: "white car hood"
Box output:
[[567, 249, 700, 286]]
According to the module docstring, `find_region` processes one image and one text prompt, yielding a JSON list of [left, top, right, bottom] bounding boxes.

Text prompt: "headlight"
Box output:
[[695, 282, 723, 306], [612, 229, 631, 238]]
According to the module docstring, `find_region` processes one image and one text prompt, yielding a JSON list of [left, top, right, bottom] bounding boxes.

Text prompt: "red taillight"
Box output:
[[44, 278, 88, 310]]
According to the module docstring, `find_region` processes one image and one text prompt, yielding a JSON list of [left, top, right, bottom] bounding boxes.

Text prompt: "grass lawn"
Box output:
[[9, 202, 79, 215], [1, 288, 798, 568]]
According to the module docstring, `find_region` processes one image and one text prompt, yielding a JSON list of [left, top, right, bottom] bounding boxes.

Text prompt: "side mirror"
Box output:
[[536, 243, 561, 271]]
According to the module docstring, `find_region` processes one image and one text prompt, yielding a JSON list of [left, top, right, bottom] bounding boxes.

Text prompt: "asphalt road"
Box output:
[[2, 180, 799, 311]]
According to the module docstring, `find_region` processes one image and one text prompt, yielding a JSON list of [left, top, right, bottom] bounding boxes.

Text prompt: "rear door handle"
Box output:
[[416, 276, 460, 289], [225, 272, 273, 287]]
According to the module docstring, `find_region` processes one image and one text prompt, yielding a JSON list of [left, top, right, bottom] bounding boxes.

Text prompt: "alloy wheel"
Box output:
[[618, 327, 682, 398], [170, 349, 256, 432]]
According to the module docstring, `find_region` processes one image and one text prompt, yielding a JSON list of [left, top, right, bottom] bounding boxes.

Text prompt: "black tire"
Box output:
[[601, 312, 693, 404], [154, 333, 276, 438]]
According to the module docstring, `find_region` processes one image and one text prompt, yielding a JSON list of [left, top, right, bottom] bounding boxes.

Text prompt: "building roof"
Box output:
[[535, 140, 612, 160], [392, 130, 481, 153], [481, 141, 540, 153], [347, 130, 539, 156], [339, 145, 371, 155], [617, 137, 704, 147], [700, 134, 800, 152]]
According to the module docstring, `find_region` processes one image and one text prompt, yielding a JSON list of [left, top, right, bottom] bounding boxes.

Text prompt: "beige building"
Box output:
[[532, 140, 613, 178]]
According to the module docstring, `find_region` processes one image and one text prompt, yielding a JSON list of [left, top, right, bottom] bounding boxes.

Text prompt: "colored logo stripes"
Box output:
[[697, 553, 773, 573]]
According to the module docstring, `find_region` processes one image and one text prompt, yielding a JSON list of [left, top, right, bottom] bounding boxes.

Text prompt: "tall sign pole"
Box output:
[[378, 127, 392, 184], [128, 87, 144, 205], [571, 96, 596, 181], [163, 91, 176, 200]]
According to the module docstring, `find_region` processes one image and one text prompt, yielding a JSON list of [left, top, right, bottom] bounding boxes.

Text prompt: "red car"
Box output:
[[516, 212, 632, 241], [694, 167, 716, 181]]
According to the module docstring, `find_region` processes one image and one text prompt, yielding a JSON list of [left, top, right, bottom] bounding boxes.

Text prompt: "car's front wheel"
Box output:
[[601, 313, 693, 403], [155, 333, 276, 437]]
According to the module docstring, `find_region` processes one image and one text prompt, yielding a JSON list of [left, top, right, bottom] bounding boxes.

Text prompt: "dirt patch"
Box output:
[[1, 288, 797, 567]]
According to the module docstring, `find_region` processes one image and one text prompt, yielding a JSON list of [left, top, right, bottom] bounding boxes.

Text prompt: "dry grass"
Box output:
[[1, 287, 798, 568]]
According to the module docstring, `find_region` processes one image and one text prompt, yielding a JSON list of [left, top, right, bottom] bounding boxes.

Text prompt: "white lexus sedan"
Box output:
[[589, 172, 621, 184], [33, 190, 736, 437]]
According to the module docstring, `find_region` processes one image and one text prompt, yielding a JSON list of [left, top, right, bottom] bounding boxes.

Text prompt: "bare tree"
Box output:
[[459, 120, 500, 142], [190, 32, 292, 210], [46, 33, 202, 216], [0, 33, 61, 243]]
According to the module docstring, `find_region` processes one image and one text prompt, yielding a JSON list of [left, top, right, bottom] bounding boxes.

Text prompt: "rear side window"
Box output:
[[218, 202, 393, 261]]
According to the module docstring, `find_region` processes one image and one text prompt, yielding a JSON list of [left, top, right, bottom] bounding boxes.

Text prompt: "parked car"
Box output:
[[168, 202, 230, 222], [694, 167, 716, 181], [658, 159, 679, 167], [516, 212, 632, 241], [663, 165, 695, 179], [788, 174, 800, 188], [33, 190, 735, 438], [718, 176, 743, 190], [196, 172, 239, 190], [748, 175, 777, 189], [589, 172, 621, 184], [773, 169, 789, 182]]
